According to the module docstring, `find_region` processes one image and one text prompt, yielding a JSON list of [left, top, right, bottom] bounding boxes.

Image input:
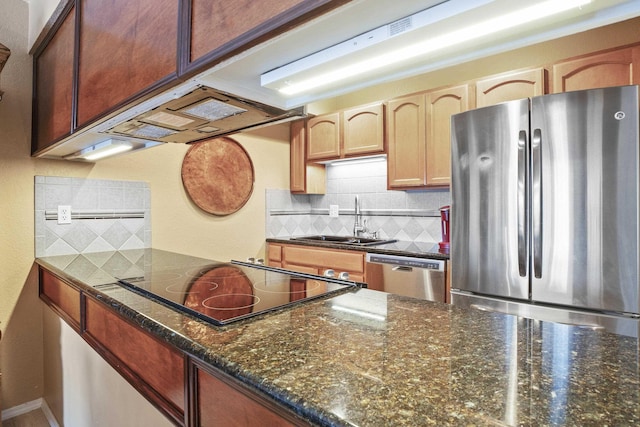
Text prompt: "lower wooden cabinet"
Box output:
[[40, 269, 81, 331], [267, 243, 366, 282], [84, 296, 186, 425], [192, 361, 307, 426], [39, 265, 313, 427]]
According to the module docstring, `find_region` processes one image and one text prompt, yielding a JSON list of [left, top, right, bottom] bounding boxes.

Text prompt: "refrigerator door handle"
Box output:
[[517, 130, 528, 277], [532, 128, 543, 278]]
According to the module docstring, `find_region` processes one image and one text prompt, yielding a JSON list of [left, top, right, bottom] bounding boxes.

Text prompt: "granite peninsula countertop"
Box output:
[[36, 249, 638, 426], [266, 237, 450, 260]]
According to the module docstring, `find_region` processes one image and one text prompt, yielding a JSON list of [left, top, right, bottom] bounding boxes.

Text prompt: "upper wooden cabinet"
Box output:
[[76, 0, 179, 127], [290, 120, 325, 194], [552, 45, 640, 93], [387, 93, 426, 189], [186, 0, 346, 72], [33, 4, 75, 154], [306, 103, 386, 161], [475, 68, 546, 107], [306, 112, 341, 160], [342, 102, 386, 157], [425, 84, 472, 187], [32, 0, 347, 155]]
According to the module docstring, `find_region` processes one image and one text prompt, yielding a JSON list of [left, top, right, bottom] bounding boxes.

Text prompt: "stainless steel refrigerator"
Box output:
[[450, 85, 639, 337]]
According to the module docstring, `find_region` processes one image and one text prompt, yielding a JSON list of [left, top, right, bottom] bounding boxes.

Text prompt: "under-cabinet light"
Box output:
[[263, 0, 591, 95], [65, 139, 134, 161]]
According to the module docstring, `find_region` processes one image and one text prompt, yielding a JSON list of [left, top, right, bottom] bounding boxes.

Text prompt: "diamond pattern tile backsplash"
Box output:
[[35, 176, 151, 257], [266, 158, 451, 243]]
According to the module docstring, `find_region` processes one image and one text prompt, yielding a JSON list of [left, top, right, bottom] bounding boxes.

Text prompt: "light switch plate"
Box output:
[[329, 205, 339, 217], [57, 205, 72, 224]]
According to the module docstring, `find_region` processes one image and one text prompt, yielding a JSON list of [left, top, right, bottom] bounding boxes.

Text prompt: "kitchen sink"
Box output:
[[291, 235, 396, 246]]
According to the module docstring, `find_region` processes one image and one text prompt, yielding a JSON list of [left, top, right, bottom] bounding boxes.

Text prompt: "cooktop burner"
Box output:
[[115, 260, 360, 326]]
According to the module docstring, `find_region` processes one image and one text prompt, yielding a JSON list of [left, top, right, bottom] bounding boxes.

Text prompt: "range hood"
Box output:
[[104, 85, 304, 144], [36, 82, 306, 161]]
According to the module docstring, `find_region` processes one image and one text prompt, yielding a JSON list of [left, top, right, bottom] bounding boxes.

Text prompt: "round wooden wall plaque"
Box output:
[[181, 137, 255, 216]]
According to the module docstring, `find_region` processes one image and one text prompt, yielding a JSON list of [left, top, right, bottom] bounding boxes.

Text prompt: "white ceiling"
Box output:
[[194, 0, 640, 109]]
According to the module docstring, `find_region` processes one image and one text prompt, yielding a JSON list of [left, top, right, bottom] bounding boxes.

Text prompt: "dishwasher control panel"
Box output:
[[366, 253, 445, 271]]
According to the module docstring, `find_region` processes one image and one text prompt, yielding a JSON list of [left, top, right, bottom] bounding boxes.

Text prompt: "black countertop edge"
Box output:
[[266, 237, 450, 260]]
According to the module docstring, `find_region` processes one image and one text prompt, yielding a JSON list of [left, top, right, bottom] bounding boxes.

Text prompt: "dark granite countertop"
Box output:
[[266, 237, 450, 260], [36, 249, 638, 426]]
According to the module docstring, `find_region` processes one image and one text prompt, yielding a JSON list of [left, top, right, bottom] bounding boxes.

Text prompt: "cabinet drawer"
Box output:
[[84, 297, 185, 422], [283, 246, 365, 273], [40, 269, 81, 331]]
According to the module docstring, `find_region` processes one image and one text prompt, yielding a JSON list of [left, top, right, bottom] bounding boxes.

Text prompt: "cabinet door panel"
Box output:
[[306, 113, 341, 160], [387, 94, 426, 188], [290, 120, 326, 194], [190, 0, 304, 63], [77, 0, 179, 126], [84, 297, 185, 422], [552, 46, 640, 93], [342, 102, 385, 156], [40, 269, 81, 331], [425, 84, 471, 187], [196, 365, 301, 426], [33, 5, 75, 153], [476, 68, 546, 107]]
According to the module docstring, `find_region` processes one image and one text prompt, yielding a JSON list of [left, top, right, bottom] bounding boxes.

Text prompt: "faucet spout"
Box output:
[[353, 195, 365, 236]]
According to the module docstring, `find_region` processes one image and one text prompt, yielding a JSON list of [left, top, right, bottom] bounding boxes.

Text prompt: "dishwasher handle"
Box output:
[[366, 253, 445, 271], [392, 265, 414, 273]]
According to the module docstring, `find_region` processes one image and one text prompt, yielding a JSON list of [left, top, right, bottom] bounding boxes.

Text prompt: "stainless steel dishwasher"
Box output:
[[365, 253, 446, 302]]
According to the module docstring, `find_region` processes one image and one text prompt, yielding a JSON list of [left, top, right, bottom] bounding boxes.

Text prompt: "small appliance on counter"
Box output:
[[439, 205, 450, 253]]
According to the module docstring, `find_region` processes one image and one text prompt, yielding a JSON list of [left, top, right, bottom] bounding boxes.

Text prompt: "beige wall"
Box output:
[[1, 0, 639, 419]]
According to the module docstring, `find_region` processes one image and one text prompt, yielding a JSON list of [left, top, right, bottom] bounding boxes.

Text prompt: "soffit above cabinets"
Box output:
[[194, 0, 640, 109]]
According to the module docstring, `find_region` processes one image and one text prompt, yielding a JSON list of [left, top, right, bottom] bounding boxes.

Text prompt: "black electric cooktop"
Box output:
[[115, 260, 360, 326]]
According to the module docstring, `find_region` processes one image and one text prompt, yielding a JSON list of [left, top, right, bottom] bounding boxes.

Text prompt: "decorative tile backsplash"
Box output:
[[35, 176, 151, 257], [266, 158, 451, 243]]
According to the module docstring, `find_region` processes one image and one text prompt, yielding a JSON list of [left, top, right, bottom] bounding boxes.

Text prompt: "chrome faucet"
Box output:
[[353, 195, 365, 236]]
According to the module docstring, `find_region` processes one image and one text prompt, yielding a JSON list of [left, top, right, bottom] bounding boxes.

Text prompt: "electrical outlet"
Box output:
[[57, 205, 72, 224], [329, 205, 339, 217]]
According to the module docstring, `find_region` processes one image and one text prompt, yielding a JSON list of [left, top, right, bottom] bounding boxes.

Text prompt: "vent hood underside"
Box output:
[[104, 85, 304, 144]]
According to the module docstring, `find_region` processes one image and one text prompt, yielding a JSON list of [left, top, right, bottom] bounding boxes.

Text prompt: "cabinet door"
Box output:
[[189, 0, 307, 66], [195, 363, 303, 426], [306, 113, 341, 160], [342, 102, 386, 157], [387, 94, 427, 189], [267, 244, 283, 267], [39, 269, 81, 331], [76, 0, 179, 127], [84, 297, 185, 425], [33, 5, 75, 154], [552, 46, 640, 93], [476, 68, 546, 107], [290, 120, 325, 194], [425, 84, 471, 187]]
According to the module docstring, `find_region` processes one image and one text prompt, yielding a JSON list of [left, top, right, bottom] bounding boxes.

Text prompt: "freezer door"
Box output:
[[451, 99, 530, 299], [530, 86, 639, 314]]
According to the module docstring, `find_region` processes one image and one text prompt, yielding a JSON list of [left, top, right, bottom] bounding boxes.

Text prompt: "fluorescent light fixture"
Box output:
[[263, 0, 591, 95], [64, 139, 134, 161]]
